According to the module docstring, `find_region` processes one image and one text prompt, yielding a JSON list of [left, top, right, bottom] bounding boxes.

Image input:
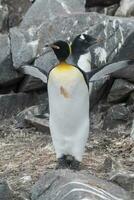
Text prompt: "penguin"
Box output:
[[68, 34, 98, 72], [18, 38, 134, 170], [68, 34, 100, 108]]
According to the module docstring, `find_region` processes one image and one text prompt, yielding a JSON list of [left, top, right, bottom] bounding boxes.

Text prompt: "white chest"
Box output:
[[47, 65, 89, 161], [77, 52, 92, 72]]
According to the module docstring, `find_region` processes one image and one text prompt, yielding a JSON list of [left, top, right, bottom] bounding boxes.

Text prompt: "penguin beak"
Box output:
[[45, 44, 60, 49]]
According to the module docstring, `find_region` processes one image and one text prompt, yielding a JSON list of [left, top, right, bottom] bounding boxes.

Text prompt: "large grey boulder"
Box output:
[[10, 27, 39, 68], [20, 0, 85, 28], [0, 92, 45, 119], [0, 33, 22, 86], [107, 79, 134, 103], [34, 50, 58, 74], [31, 169, 131, 200]]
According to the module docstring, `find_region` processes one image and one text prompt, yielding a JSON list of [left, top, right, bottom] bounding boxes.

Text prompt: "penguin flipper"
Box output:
[[18, 65, 47, 83], [89, 60, 134, 82]]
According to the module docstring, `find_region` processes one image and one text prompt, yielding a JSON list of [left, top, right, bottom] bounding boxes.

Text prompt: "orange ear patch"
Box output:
[[60, 86, 70, 98]]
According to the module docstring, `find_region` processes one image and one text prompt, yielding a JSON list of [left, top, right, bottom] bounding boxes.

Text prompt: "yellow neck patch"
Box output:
[[56, 62, 73, 72]]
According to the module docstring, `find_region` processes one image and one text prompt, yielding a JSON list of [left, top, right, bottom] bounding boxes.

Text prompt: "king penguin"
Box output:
[[46, 40, 90, 170], [18, 36, 134, 170]]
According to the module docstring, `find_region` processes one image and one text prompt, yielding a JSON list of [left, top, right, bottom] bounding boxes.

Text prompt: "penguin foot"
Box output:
[[55, 155, 68, 169], [65, 155, 80, 171], [55, 155, 81, 170], [70, 159, 80, 171]]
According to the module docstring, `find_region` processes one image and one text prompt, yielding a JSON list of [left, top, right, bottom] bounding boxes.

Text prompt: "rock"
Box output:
[[20, 0, 85, 28], [18, 76, 45, 92], [107, 79, 134, 103], [0, 3, 8, 32], [2, 0, 32, 27], [16, 101, 48, 128], [25, 116, 49, 133], [31, 169, 130, 200], [0, 180, 12, 200], [0, 33, 22, 86], [90, 78, 114, 110], [11, 12, 134, 69], [34, 50, 58, 74], [0, 92, 45, 119], [103, 103, 131, 129], [24, 51, 59, 91], [10, 27, 39, 68], [115, 0, 134, 17], [97, 156, 113, 173], [110, 171, 134, 197], [85, 0, 120, 8], [112, 31, 134, 61]]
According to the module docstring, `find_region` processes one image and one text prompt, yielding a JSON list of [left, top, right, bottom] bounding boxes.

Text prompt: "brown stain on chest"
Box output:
[[60, 86, 70, 98]]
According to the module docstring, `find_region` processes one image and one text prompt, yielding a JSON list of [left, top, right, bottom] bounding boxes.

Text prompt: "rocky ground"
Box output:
[[0, 108, 134, 199]]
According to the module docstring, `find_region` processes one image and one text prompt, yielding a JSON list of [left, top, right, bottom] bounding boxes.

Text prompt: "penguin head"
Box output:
[[45, 41, 70, 62], [71, 34, 98, 55]]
